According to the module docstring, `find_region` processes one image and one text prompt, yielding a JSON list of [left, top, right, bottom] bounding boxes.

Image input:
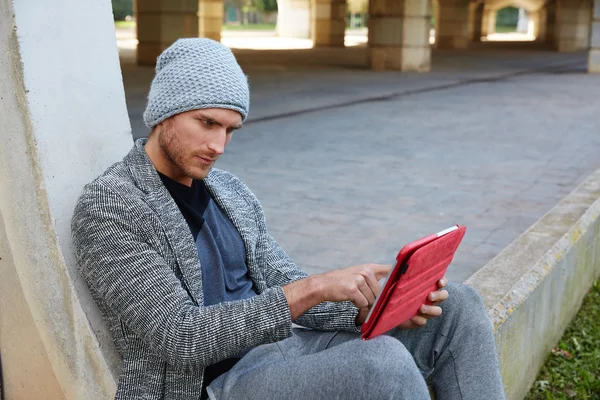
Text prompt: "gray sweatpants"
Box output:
[[207, 283, 506, 400]]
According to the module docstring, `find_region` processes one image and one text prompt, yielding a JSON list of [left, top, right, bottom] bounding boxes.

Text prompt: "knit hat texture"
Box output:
[[143, 38, 250, 128]]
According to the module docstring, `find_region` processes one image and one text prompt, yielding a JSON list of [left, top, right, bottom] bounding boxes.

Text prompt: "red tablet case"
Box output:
[[361, 225, 466, 340]]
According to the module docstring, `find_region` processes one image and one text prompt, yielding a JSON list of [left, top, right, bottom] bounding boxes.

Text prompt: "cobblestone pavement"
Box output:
[[120, 45, 600, 282]]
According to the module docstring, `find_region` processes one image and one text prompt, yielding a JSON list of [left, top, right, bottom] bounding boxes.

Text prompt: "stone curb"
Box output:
[[465, 168, 600, 400]]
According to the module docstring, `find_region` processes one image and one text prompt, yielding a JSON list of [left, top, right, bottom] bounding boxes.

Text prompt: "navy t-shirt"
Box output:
[[158, 172, 258, 394]]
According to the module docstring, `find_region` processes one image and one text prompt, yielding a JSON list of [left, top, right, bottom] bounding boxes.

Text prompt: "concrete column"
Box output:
[[481, 5, 496, 38], [436, 0, 470, 49], [136, 0, 199, 65], [368, 0, 432, 71], [1, 0, 132, 398], [470, 2, 484, 42], [312, 0, 347, 47], [277, 0, 311, 38], [556, 0, 593, 52], [589, 0, 600, 72], [533, 8, 547, 42], [543, 0, 558, 45], [199, 0, 224, 42]]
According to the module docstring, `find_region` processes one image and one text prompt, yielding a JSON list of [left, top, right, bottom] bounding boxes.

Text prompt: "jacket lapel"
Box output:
[[124, 139, 204, 305], [204, 173, 266, 292]]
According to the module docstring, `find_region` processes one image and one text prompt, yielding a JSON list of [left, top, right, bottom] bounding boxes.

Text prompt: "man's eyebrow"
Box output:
[[197, 111, 242, 130]]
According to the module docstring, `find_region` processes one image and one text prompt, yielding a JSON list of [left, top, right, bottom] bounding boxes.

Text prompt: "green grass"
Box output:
[[222, 23, 276, 30], [525, 280, 600, 400], [114, 20, 136, 28], [495, 25, 518, 33]]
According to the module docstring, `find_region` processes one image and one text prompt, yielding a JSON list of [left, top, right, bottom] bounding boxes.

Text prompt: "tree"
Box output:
[[260, 0, 278, 13], [225, 0, 277, 13], [112, 0, 133, 21], [496, 6, 519, 28]]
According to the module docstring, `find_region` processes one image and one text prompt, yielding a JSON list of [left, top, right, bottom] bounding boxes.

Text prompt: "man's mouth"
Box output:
[[196, 156, 215, 166]]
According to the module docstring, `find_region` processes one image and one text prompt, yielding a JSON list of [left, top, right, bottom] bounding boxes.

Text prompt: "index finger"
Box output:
[[359, 268, 382, 300], [368, 264, 392, 280]]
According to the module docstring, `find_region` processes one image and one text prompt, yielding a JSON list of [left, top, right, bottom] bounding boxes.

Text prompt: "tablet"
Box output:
[[361, 225, 466, 340]]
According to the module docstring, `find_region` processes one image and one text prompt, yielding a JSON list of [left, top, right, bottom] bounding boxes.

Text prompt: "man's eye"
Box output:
[[203, 119, 215, 127]]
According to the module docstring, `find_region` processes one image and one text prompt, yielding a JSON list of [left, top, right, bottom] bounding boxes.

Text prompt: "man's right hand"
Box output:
[[282, 263, 391, 321], [316, 264, 391, 308]]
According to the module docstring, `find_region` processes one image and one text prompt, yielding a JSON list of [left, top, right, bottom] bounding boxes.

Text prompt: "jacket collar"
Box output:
[[121, 139, 264, 301], [124, 139, 205, 304], [123, 138, 165, 195], [123, 138, 222, 196]]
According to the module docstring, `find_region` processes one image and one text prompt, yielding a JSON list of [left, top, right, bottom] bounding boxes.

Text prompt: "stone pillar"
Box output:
[[368, 0, 432, 71], [136, 0, 200, 65], [277, 0, 311, 38], [481, 5, 496, 38], [543, 0, 558, 45], [199, 0, 224, 42], [589, 0, 600, 72], [312, 0, 347, 47], [532, 8, 547, 42], [470, 2, 484, 42], [436, 0, 470, 49], [1, 0, 132, 398], [556, 0, 593, 52]]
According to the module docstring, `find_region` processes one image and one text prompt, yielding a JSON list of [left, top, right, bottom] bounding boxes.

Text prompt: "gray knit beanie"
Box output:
[[143, 38, 250, 128]]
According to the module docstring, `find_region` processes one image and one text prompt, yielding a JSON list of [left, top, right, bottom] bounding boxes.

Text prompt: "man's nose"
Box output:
[[207, 131, 227, 155]]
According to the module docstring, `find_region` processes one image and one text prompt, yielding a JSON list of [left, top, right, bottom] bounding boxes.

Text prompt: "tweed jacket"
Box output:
[[71, 139, 360, 399]]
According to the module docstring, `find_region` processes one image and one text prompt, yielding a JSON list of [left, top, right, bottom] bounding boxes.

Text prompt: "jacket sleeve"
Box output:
[[233, 176, 361, 333], [71, 181, 293, 374]]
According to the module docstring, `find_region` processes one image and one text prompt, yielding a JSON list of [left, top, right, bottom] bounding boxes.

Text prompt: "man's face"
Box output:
[[156, 108, 242, 181]]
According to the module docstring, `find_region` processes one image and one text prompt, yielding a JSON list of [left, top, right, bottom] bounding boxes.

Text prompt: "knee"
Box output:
[[443, 282, 485, 310], [361, 336, 411, 363], [359, 337, 422, 380], [442, 283, 491, 326], [330, 338, 428, 399], [358, 337, 428, 396]]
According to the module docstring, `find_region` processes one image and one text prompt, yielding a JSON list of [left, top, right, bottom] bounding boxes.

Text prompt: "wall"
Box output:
[[0, 211, 66, 399], [0, 0, 133, 398]]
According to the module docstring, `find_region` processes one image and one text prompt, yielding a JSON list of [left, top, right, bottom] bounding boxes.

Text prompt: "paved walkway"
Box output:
[[119, 43, 600, 282]]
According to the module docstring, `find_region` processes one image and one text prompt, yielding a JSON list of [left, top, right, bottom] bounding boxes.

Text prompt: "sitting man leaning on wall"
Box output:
[[71, 38, 506, 400]]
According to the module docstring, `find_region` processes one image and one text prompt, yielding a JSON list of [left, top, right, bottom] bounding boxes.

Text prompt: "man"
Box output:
[[72, 38, 506, 400]]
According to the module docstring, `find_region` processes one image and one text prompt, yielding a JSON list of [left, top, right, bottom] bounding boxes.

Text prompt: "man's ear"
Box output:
[[148, 124, 161, 138]]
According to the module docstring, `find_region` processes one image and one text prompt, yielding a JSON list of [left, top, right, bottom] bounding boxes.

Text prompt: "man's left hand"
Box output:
[[396, 276, 449, 330], [355, 277, 449, 327]]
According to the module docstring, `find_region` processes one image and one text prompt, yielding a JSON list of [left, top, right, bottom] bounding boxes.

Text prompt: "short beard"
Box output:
[[158, 120, 209, 181]]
